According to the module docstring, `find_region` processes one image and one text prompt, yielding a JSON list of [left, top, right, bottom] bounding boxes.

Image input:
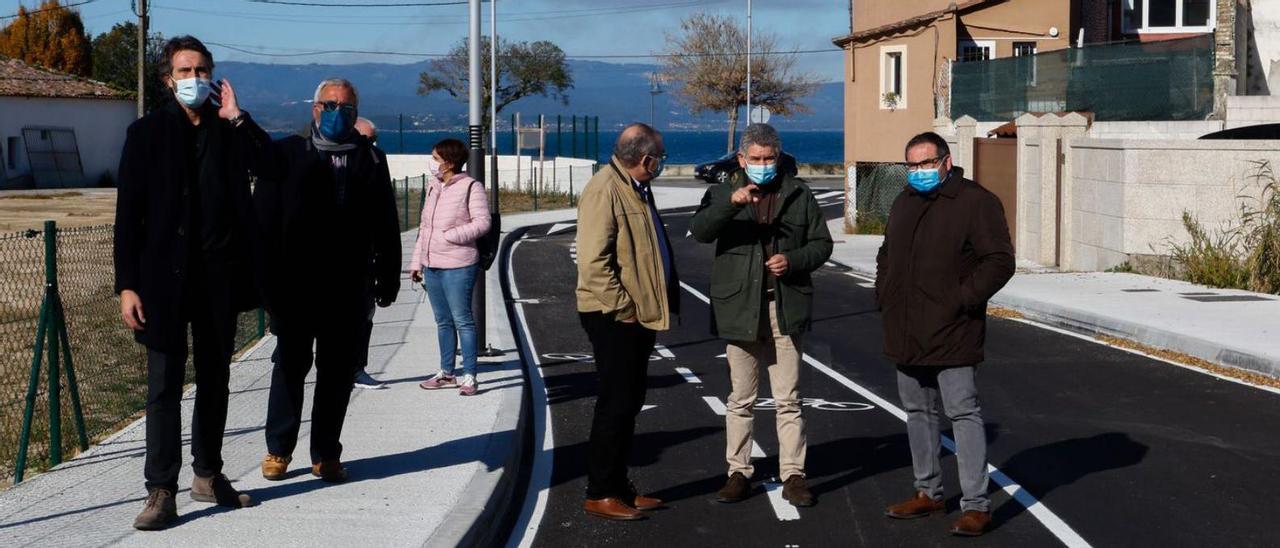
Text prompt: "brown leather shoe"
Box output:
[[950, 510, 992, 536], [716, 472, 752, 503], [583, 498, 645, 521], [885, 491, 945, 519], [632, 494, 665, 511], [782, 475, 815, 507], [261, 454, 291, 481], [191, 473, 254, 508], [132, 488, 177, 531], [312, 460, 349, 483]]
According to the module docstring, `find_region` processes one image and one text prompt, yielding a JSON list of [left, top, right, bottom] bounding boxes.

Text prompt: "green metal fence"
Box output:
[[952, 35, 1212, 122], [853, 162, 907, 232], [1, 222, 264, 486]]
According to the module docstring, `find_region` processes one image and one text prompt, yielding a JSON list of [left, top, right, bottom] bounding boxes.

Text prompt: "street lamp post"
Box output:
[[746, 0, 753, 120], [468, 0, 500, 357]]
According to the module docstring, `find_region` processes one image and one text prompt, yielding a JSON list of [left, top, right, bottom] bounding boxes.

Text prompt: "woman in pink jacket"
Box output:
[[411, 139, 492, 395]]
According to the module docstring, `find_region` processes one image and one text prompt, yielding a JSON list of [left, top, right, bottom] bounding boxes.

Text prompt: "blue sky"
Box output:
[[2, 0, 851, 82]]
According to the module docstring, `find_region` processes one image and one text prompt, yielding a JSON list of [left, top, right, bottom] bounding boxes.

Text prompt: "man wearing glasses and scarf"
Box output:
[[876, 132, 1014, 537], [229, 78, 401, 484]]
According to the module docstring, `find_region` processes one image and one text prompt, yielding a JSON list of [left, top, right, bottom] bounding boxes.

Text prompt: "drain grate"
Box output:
[[1122, 289, 1160, 293]]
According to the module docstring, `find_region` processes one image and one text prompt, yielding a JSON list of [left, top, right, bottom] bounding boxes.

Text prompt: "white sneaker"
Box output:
[[353, 369, 386, 390]]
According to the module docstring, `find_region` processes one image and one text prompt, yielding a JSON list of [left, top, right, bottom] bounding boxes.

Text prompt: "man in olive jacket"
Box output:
[[876, 132, 1014, 537], [690, 124, 833, 508], [575, 123, 679, 521]]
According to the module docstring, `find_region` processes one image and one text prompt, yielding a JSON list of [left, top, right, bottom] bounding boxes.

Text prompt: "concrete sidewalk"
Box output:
[[826, 219, 1280, 382], [0, 232, 525, 547]]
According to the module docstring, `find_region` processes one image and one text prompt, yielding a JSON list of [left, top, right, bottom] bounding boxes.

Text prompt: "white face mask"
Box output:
[[173, 77, 212, 108], [429, 158, 447, 181]]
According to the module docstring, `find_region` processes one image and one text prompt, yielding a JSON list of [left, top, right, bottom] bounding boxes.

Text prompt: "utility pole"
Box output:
[[746, 0, 753, 121], [468, 0, 500, 357], [133, 0, 148, 118]]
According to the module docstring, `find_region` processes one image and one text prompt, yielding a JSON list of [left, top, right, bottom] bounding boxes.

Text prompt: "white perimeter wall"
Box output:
[[387, 154, 597, 194], [1066, 139, 1280, 271]]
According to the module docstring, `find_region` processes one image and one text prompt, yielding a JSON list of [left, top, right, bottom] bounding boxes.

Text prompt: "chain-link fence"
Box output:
[[952, 35, 1212, 122], [0, 223, 264, 487], [852, 162, 907, 234]]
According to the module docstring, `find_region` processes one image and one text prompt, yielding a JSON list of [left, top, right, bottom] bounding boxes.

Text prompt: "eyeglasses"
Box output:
[[647, 153, 668, 163], [316, 101, 357, 114], [905, 155, 948, 172]]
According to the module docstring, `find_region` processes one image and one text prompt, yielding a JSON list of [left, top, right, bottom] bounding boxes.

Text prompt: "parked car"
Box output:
[[694, 151, 799, 184]]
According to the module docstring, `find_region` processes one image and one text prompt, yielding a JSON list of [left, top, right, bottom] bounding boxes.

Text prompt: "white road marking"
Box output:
[[675, 367, 702, 384], [763, 481, 802, 521], [857, 282, 876, 289], [641, 404, 657, 412], [703, 396, 728, 416], [547, 222, 576, 235], [507, 240, 555, 548], [816, 190, 844, 199], [716, 353, 727, 359], [678, 281, 1091, 548], [655, 344, 675, 359], [751, 441, 766, 459], [845, 271, 876, 283]]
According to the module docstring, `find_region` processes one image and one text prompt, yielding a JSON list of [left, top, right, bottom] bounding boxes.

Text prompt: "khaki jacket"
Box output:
[[575, 156, 672, 331]]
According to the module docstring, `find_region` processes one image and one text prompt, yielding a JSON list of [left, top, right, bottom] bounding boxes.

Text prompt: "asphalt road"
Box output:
[[501, 184, 1280, 547]]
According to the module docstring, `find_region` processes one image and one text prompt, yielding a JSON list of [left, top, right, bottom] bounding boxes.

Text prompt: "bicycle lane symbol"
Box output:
[[755, 398, 876, 412], [540, 352, 666, 364]]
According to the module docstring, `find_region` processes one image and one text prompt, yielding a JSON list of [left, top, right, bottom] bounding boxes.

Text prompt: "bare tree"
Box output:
[[418, 37, 573, 129], [660, 13, 821, 154]]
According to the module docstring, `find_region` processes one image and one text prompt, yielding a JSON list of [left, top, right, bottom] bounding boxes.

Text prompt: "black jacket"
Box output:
[[875, 170, 1015, 366], [241, 119, 401, 334], [113, 101, 260, 352]]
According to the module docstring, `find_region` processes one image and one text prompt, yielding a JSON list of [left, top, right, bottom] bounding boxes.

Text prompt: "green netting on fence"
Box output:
[[854, 162, 907, 232], [952, 35, 1212, 122], [0, 224, 264, 487]]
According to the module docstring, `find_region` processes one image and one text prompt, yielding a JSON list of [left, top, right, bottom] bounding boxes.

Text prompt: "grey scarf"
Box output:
[[310, 124, 357, 152]]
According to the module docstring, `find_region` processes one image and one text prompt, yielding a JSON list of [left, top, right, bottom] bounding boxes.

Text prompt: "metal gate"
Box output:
[[972, 137, 1017, 248], [22, 127, 84, 188]]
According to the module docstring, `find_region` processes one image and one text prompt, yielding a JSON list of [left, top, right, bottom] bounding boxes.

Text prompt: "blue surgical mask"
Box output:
[[907, 168, 946, 193], [173, 77, 212, 108], [318, 108, 355, 142], [745, 162, 778, 185]]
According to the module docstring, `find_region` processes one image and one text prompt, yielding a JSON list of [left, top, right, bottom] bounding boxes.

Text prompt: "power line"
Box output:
[[245, 0, 470, 6], [206, 41, 842, 60], [157, 0, 724, 26], [1, 0, 100, 20]]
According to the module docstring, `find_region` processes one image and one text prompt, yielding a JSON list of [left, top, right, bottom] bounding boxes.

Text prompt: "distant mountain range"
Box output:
[[217, 59, 843, 133]]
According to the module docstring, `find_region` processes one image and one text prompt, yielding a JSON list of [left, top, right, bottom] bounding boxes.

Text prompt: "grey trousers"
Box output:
[[896, 365, 990, 512]]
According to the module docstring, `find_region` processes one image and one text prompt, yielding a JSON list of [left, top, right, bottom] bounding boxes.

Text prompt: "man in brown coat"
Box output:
[[575, 123, 679, 521], [875, 132, 1014, 537]]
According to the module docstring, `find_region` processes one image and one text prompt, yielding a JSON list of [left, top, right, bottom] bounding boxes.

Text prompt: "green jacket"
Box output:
[[690, 170, 833, 341]]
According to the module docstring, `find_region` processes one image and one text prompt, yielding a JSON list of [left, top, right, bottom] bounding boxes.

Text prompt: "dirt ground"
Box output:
[[0, 190, 117, 233]]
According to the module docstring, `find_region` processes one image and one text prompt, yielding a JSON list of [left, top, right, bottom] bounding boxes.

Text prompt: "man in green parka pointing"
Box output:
[[690, 123, 833, 508]]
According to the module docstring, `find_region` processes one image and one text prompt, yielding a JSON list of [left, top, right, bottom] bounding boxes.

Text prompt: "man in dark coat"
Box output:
[[876, 132, 1015, 537], [690, 123, 832, 508], [227, 78, 401, 484], [114, 36, 258, 531]]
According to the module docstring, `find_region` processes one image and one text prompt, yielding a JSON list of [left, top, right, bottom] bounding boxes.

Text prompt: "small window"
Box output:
[[879, 45, 907, 110], [1014, 42, 1037, 86], [6, 137, 17, 170], [958, 41, 995, 63], [1125, 0, 1216, 32]]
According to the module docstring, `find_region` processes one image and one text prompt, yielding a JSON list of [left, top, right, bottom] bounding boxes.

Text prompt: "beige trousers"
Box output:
[[724, 303, 806, 480]]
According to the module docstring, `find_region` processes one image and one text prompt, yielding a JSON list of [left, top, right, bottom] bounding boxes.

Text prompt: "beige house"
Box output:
[[833, 0, 1229, 164]]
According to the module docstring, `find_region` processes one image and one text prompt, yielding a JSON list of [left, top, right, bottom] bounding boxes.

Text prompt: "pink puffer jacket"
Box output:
[[410, 173, 492, 270]]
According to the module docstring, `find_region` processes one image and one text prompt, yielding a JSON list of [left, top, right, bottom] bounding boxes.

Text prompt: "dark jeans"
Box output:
[[265, 319, 359, 463], [143, 287, 236, 493], [355, 296, 375, 372], [579, 312, 656, 500]]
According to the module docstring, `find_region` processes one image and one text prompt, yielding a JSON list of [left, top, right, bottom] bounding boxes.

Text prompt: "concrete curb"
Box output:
[[828, 257, 1280, 380], [423, 230, 530, 548]]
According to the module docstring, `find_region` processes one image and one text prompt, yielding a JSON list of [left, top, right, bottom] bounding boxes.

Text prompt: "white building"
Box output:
[[0, 57, 134, 189]]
